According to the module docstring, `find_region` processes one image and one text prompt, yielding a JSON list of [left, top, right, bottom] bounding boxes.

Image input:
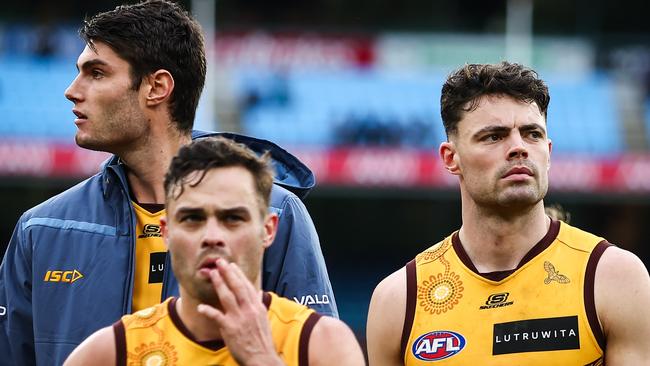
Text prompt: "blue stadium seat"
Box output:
[[0, 57, 77, 140], [0, 54, 627, 154]]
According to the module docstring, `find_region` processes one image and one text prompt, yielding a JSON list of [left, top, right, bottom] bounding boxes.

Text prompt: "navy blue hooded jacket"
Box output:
[[0, 131, 337, 366]]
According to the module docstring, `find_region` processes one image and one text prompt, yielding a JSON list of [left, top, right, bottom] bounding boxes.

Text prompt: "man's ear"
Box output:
[[144, 69, 174, 107], [261, 213, 279, 249], [440, 141, 461, 175]]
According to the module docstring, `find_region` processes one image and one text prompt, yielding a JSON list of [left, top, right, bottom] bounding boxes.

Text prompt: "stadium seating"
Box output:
[[241, 68, 623, 152], [0, 56, 627, 154], [0, 56, 77, 141], [546, 73, 623, 155]]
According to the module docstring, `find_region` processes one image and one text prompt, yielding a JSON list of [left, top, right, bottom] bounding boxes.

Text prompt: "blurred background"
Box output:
[[3, 0, 650, 350]]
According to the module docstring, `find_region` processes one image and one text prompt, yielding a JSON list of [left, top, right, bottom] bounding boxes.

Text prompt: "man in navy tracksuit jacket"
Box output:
[[0, 131, 337, 365], [0, 2, 337, 365]]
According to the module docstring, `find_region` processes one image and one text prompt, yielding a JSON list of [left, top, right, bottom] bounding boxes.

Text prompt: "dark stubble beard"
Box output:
[[475, 179, 548, 217], [75, 90, 147, 153]]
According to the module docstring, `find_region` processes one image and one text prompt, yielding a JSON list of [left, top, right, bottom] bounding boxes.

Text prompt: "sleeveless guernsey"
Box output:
[[114, 292, 321, 366], [131, 202, 166, 312], [402, 220, 609, 365]]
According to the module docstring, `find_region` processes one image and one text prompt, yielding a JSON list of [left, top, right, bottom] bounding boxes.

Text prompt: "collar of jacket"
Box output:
[[97, 130, 316, 200], [99, 156, 130, 200]]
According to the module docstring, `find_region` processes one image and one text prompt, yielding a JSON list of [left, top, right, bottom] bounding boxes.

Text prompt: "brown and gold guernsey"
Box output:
[[402, 220, 610, 366], [131, 202, 167, 312], [114, 292, 322, 366]]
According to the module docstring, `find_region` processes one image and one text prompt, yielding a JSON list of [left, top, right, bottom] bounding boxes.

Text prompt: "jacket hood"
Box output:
[[101, 131, 315, 200], [191, 131, 315, 199], [192, 130, 316, 199]]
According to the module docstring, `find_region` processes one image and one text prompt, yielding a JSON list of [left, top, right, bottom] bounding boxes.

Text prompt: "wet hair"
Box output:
[[79, 0, 206, 133], [164, 137, 274, 215], [440, 61, 550, 137]]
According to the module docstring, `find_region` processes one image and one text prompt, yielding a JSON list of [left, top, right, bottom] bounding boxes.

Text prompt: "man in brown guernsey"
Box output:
[[367, 62, 650, 365], [65, 137, 364, 365]]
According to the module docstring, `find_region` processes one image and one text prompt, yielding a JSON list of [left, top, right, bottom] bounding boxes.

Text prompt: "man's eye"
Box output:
[[529, 131, 543, 139], [180, 214, 203, 223], [224, 215, 243, 223], [483, 134, 501, 142], [91, 69, 104, 79]]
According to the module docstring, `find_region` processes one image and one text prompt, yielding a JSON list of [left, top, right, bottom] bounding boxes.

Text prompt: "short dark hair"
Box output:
[[440, 61, 550, 137], [164, 137, 275, 215], [80, 0, 206, 133]]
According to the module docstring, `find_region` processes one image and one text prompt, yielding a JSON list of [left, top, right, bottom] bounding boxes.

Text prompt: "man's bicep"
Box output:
[[367, 269, 406, 366], [597, 248, 650, 365], [263, 194, 338, 317]]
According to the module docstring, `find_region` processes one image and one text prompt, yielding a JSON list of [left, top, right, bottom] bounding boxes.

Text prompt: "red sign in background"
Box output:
[[2, 140, 650, 193]]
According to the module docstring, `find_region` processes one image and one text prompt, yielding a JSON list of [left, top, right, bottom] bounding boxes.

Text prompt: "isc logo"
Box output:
[[412, 330, 466, 361], [44, 270, 84, 284]]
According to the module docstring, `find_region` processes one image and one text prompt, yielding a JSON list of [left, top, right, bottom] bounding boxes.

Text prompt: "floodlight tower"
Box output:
[[505, 0, 533, 66]]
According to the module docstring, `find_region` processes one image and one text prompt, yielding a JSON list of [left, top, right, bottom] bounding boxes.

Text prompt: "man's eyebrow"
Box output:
[[175, 207, 204, 215], [76, 59, 109, 72], [519, 123, 546, 132], [175, 206, 251, 215], [473, 125, 511, 136], [218, 207, 251, 216]]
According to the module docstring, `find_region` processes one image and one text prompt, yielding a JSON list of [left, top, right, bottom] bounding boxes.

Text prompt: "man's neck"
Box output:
[[175, 295, 224, 342], [175, 276, 265, 342], [458, 200, 550, 273], [119, 131, 191, 204]]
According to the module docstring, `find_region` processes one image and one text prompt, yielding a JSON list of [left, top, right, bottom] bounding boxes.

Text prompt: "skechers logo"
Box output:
[[293, 294, 331, 306], [412, 330, 466, 361], [44, 270, 84, 283], [139, 224, 162, 238], [480, 292, 514, 310]]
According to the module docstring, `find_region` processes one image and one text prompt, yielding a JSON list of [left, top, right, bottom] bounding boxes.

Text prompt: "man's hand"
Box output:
[[197, 259, 285, 366]]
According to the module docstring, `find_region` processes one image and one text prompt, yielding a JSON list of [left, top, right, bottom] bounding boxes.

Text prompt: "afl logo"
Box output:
[[412, 330, 466, 361]]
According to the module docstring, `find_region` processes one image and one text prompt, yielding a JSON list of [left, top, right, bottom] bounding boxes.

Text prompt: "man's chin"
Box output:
[[75, 135, 111, 153], [75, 135, 100, 150], [498, 191, 544, 210], [195, 285, 220, 307]]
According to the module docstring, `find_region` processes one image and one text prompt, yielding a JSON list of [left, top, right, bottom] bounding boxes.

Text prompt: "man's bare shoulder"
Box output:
[[308, 315, 365, 366], [63, 325, 116, 366], [595, 246, 650, 365], [367, 267, 407, 366], [596, 245, 649, 301], [372, 267, 407, 305], [595, 245, 650, 321]]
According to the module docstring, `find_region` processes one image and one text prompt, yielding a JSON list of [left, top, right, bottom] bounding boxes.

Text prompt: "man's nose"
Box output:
[[201, 218, 225, 248], [64, 75, 83, 103], [507, 134, 529, 160]]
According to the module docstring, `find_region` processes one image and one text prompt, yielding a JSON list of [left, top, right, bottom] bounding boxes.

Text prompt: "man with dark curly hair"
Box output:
[[367, 62, 650, 365]]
